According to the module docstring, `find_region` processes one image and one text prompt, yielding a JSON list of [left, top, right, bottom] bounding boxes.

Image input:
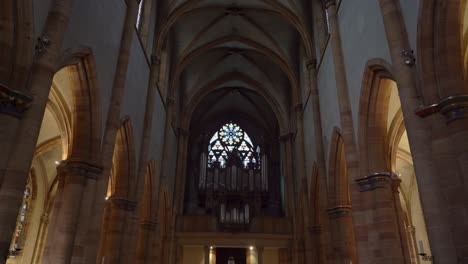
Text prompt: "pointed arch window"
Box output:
[[207, 122, 261, 169], [9, 178, 32, 258]]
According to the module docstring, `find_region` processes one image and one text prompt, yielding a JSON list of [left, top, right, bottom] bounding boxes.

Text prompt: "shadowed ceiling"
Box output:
[[157, 0, 315, 135]]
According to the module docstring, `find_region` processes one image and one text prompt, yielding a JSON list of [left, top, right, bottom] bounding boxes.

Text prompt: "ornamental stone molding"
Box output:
[[415, 94, 468, 123], [0, 83, 33, 119], [56, 160, 103, 180], [326, 205, 352, 219], [140, 221, 157, 230], [355, 172, 399, 192], [109, 197, 137, 212]]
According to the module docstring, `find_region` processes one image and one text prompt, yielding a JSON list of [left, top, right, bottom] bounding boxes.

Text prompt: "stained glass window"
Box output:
[[11, 178, 32, 255], [208, 122, 260, 169]]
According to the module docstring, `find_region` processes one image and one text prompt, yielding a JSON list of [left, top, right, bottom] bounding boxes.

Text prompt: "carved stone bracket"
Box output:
[[57, 160, 103, 180], [151, 55, 161, 65], [0, 83, 33, 118], [306, 60, 317, 71], [355, 172, 399, 192], [109, 197, 137, 212], [140, 221, 157, 231], [35, 35, 51, 57], [415, 94, 468, 123], [327, 205, 352, 219]]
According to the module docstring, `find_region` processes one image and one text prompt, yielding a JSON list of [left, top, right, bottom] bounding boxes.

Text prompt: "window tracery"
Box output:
[[207, 122, 260, 169]]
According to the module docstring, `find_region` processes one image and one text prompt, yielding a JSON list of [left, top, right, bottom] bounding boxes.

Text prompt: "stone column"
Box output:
[[378, 0, 468, 262], [204, 245, 210, 264], [257, 246, 264, 264], [0, 0, 74, 259], [79, 1, 138, 263], [306, 60, 330, 263], [42, 160, 102, 264], [355, 173, 408, 263], [406, 226, 420, 264], [101, 198, 136, 264], [324, 1, 359, 263], [327, 205, 356, 264], [135, 221, 157, 264]]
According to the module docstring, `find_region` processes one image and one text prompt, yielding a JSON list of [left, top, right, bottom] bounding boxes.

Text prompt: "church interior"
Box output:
[[0, 0, 467, 263]]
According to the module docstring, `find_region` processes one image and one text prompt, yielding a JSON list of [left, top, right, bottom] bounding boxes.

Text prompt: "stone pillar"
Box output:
[[79, 1, 138, 262], [354, 173, 408, 263], [0, 0, 74, 259], [31, 212, 50, 263], [324, 1, 359, 263], [378, 0, 468, 262], [306, 60, 329, 264], [101, 198, 136, 264], [327, 205, 356, 264], [42, 160, 102, 264], [308, 225, 325, 263], [406, 226, 420, 264], [204, 245, 210, 264], [257, 247, 264, 264], [391, 177, 412, 263], [136, 221, 157, 263]]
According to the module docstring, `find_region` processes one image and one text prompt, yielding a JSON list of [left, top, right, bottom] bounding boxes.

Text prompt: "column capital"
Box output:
[[355, 172, 399, 192], [151, 54, 161, 65], [327, 205, 352, 218], [407, 225, 416, 235], [41, 212, 50, 224], [57, 160, 102, 180], [0, 83, 33, 119], [415, 94, 468, 123], [306, 59, 317, 71], [108, 197, 137, 212], [324, 0, 337, 9]]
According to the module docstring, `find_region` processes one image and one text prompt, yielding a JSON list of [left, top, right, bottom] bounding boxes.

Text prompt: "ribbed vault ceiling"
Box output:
[[158, 0, 314, 134]]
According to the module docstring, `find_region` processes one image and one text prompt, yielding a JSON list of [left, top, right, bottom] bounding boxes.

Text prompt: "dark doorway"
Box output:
[[216, 248, 246, 264]]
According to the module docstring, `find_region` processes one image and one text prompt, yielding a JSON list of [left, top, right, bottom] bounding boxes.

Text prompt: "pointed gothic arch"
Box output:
[[327, 128, 348, 207]]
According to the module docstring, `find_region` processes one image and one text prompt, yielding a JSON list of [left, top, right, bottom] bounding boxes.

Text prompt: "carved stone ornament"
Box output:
[[327, 205, 352, 219], [35, 35, 51, 56], [56, 160, 103, 180], [0, 83, 33, 118], [402, 49, 416, 66], [109, 197, 137, 212], [306, 60, 317, 71], [415, 94, 468, 123], [355, 172, 398, 192]]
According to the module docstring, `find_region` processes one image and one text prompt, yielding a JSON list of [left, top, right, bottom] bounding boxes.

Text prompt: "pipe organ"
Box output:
[[196, 122, 270, 231]]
